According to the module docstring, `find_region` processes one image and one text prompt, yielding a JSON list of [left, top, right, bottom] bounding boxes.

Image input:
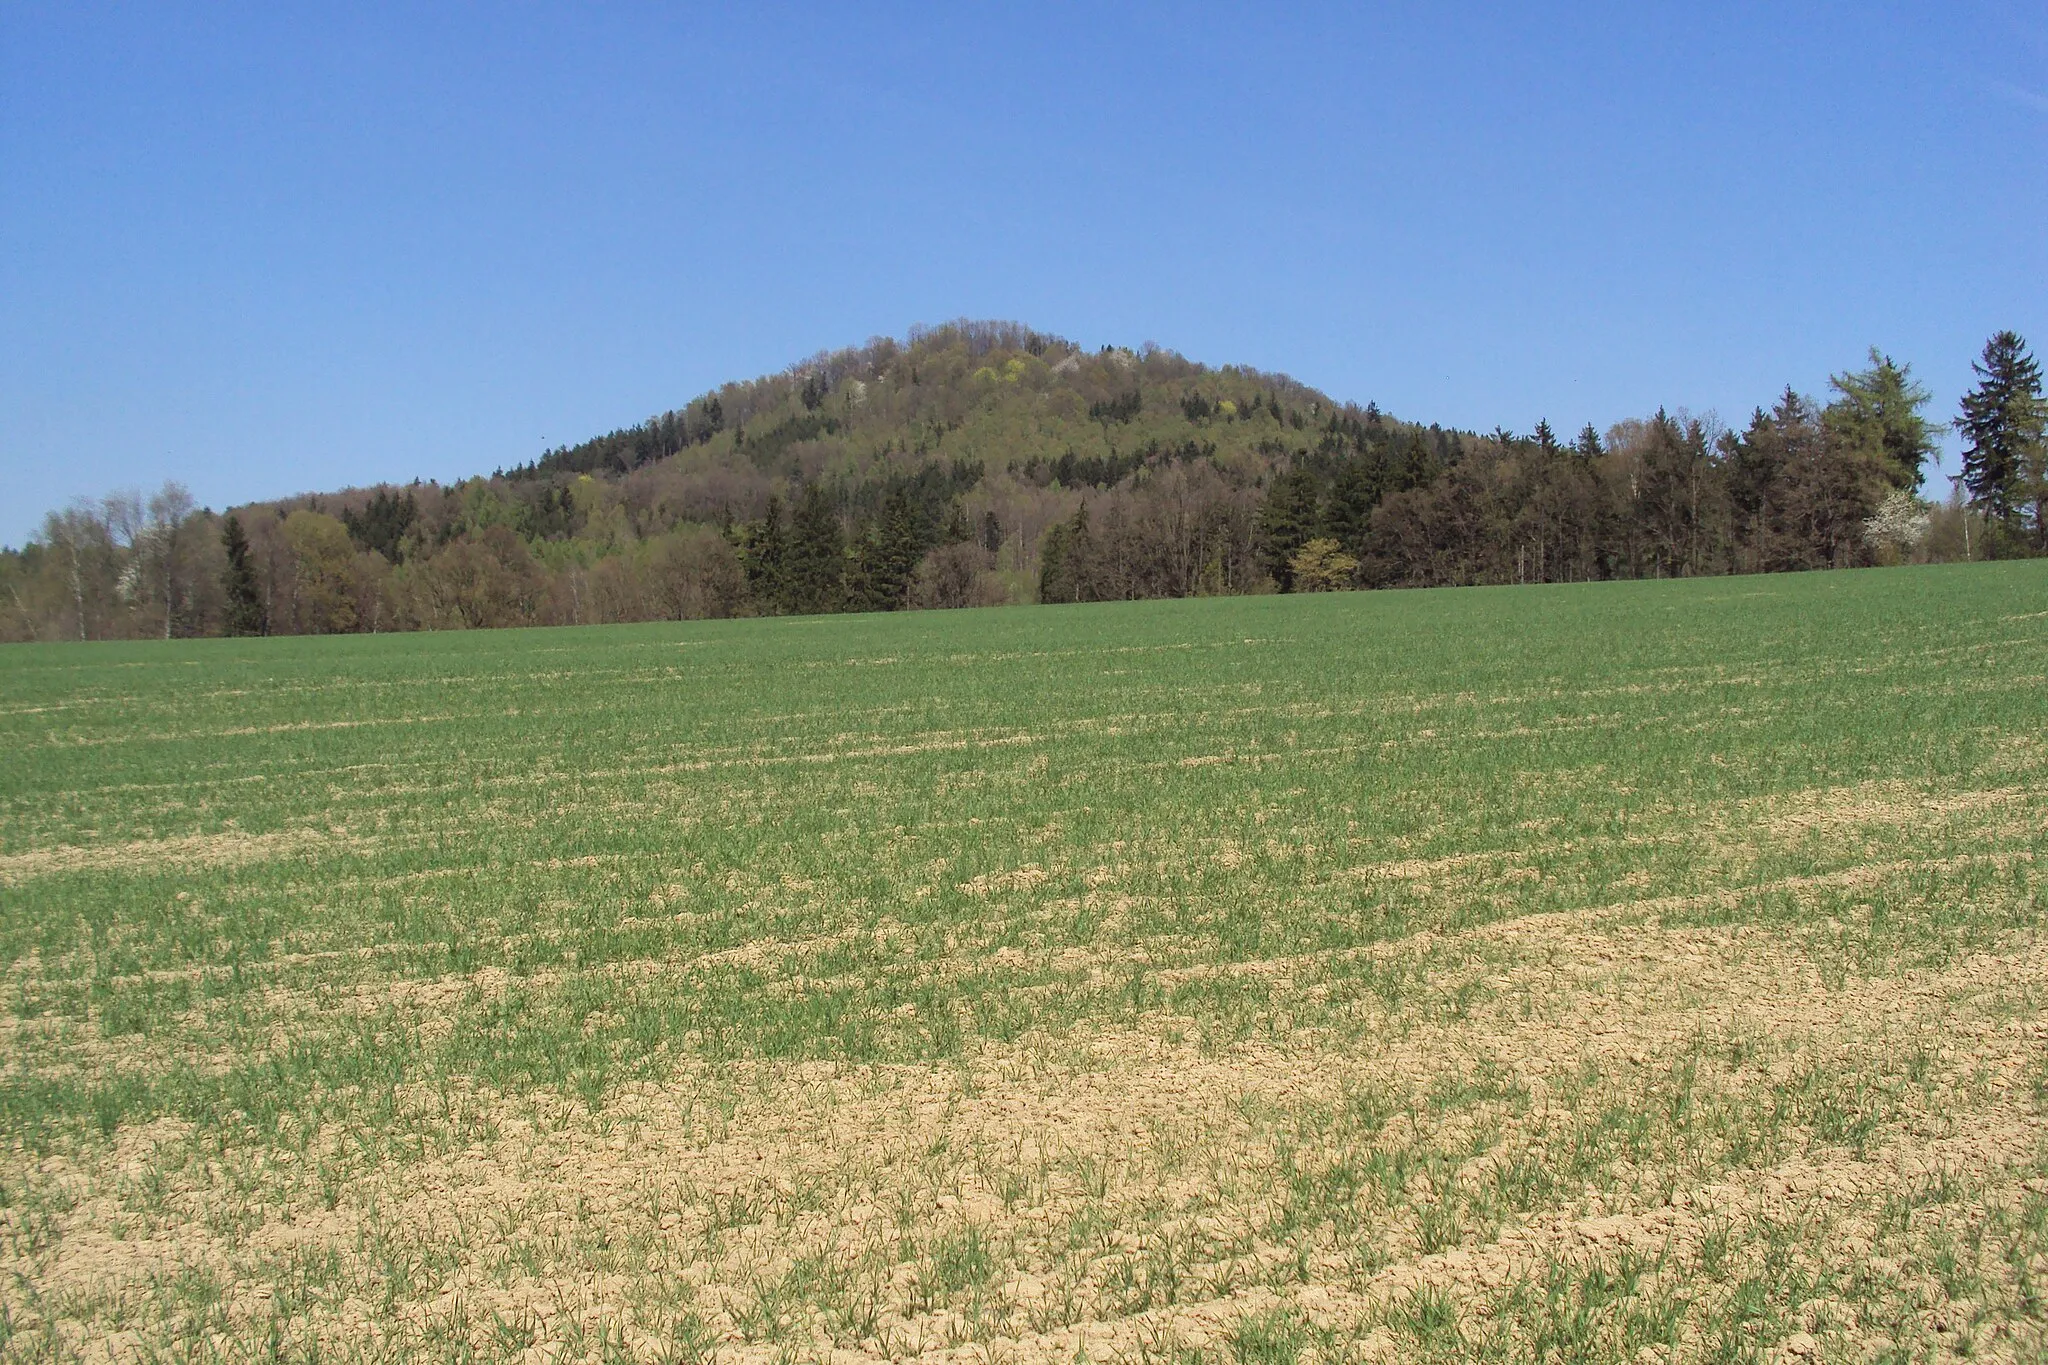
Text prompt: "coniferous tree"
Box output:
[[1390, 431, 1439, 492], [1256, 466, 1321, 590], [1038, 504, 1097, 604], [941, 502, 971, 545], [742, 494, 788, 611], [1719, 389, 1878, 572], [220, 513, 267, 637], [1319, 459, 1380, 563], [1632, 411, 1719, 577], [341, 488, 418, 563], [784, 481, 846, 614], [847, 489, 924, 611], [1725, 407, 1790, 573], [1958, 332, 2046, 549], [1780, 406, 1878, 570], [1824, 349, 1941, 491], [844, 520, 891, 612]]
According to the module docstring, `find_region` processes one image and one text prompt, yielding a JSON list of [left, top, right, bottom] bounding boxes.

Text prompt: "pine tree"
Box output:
[[1958, 332, 2046, 549], [219, 513, 267, 636]]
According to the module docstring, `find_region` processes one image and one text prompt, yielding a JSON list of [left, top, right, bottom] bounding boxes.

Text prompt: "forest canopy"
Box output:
[[4, 321, 2040, 643]]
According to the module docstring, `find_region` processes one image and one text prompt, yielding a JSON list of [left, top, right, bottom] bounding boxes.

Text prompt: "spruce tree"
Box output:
[[1319, 459, 1380, 559], [784, 481, 846, 614], [1958, 332, 2046, 548], [1037, 517, 1074, 604], [1038, 504, 1097, 604], [743, 494, 788, 612], [1771, 390, 1875, 570], [1392, 431, 1439, 491], [1726, 407, 1788, 572], [847, 489, 923, 611], [1256, 466, 1320, 590], [844, 520, 891, 612], [220, 513, 267, 636]]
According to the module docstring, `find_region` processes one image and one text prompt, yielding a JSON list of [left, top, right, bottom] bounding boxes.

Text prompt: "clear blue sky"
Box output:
[[3, 3, 2043, 547]]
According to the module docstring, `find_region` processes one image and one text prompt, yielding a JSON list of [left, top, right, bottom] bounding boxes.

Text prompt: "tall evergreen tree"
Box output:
[[847, 488, 924, 611], [1958, 331, 2046, 548], [783, 481, 846, 614], [1755, 388, 1878, 571], [1256, 466, 1321, 590], [1038, 504, 1098, 604], [220, 513, 267, 636], [1319, 458, 1381, 560], [341, 488, 418, 562], [1633, 410, 1720, 578], [742, 494, 788, 611], [1725, 407, 1789, 573], [1391, 430, 1440, 491], [1824, 349, 1941, 492]]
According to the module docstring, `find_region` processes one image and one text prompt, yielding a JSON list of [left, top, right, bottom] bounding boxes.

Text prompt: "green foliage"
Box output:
[[1959, 331, 2047, 549], [1825, 348, 1942, 491], [9, 322, 2034, 645], [783, 481, 846, 615], [1257, 466, 1321, 590], [281, 510, 358, 634], [341, 488, 418, 563], [218, 513, 265, 637], [1287, 537, 1357, 591]]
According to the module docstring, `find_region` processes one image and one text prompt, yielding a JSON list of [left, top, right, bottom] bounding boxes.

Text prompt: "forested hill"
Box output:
[[3, 318, 2028, 642]]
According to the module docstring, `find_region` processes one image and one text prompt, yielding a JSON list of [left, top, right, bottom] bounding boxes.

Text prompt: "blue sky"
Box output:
[[3, 2, 2043, 547]]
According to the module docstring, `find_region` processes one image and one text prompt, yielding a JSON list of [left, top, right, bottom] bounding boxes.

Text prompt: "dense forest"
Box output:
[[3, 320, 2043, 642]]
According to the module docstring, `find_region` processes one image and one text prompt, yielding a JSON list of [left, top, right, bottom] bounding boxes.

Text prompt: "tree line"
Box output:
[[3, 324, 2041, 643]]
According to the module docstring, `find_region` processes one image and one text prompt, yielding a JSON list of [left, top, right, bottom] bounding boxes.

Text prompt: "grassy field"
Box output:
[[2, 564, 2046, 1363]]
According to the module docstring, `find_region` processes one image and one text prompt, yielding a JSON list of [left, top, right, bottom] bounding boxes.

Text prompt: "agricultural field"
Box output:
[[2, 563, 2046, 1364]]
